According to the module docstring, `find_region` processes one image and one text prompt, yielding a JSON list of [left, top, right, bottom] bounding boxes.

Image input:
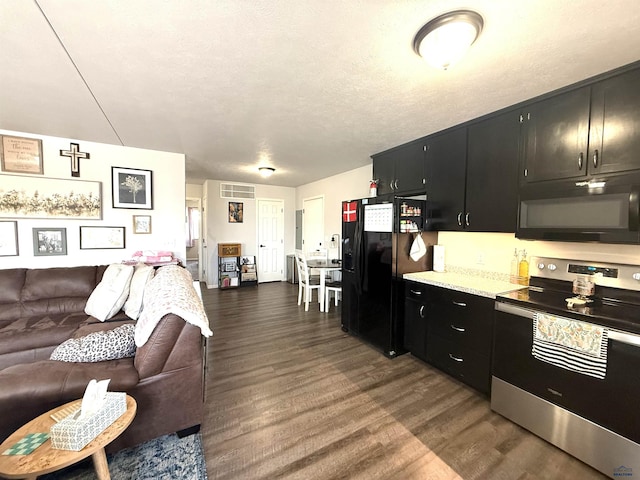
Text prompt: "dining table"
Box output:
[[307, 259, 341, 313]]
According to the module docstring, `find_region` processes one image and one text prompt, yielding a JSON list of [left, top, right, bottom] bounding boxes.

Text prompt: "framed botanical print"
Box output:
[[80, 226, 126, 249], [112, 167, 153, 209], [133, 215, 152, 234]]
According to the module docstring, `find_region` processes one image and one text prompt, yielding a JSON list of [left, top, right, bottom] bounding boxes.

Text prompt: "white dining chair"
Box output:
[[294, 249, 321, 311], [324, 279, 342, 312]]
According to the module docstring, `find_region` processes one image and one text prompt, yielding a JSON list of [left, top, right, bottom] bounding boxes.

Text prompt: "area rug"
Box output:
[[40, 432, 208, 480]]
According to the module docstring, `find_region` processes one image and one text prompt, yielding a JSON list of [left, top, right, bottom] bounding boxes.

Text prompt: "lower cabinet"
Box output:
[[404, 283, 428, 361], [404, 282, 494, 395]]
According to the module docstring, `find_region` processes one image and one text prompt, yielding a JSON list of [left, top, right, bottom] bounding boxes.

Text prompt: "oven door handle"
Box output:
[[496, 302, 640, 347], [608, 330, 640, 347], [495, 302, 535, 319]]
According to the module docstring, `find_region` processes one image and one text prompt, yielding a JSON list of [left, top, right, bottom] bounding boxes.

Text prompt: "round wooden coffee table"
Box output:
[[0, 395, 136, 480]]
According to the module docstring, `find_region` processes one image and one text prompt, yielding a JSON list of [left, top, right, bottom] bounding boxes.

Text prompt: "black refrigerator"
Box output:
[[341, 196, 437, 357]]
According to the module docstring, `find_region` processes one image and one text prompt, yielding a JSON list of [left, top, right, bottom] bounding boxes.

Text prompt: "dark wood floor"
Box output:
[[200, 282, 606, 480]]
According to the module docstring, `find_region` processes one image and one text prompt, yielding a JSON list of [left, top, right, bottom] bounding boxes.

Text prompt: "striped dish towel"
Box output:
[[532, 312, 608, 379]]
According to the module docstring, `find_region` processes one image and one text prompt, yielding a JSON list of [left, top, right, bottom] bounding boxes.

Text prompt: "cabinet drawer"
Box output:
[[426, 334, 491, 394], [406, 282, 428, 300]]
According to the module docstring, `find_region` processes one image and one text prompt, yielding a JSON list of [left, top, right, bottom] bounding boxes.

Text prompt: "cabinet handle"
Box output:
[[419, 305, 425, 318], [593, 149, 599, 168], [450, 324, 465, 332], [410, 289, 422, 295], [457, 212, 463, 226], [393, 179, 399, 190], [449, 353, 464, 362], [465, 212, 470, 227], [578, 152, 583, 170], [452, 301, 467, 307]]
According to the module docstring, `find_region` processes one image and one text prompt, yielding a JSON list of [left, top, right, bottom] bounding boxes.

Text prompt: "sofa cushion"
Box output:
[[50, 324, 136, 363], [85, 264, 134, 321], [123, 264, 155, 320]]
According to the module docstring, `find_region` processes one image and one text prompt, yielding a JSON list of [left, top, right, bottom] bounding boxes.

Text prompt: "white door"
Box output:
[[302, 196, 324, 252], [257, 199, 284, 282]]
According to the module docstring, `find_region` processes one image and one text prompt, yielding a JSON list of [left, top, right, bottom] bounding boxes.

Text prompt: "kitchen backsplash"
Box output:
[[437, 231, 640, 275]]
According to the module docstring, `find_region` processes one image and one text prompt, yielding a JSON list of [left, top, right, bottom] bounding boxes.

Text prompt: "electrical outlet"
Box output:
[[476, 253, 485, 265]]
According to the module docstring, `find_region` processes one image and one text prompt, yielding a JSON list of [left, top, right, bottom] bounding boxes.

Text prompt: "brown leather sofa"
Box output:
[[0, 265, 207, 452]]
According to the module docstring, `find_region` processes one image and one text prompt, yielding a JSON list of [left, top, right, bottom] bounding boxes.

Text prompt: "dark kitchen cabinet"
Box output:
[[423, 285, 494, 395], [589, 67, 640, 175], [521, 66, 640, 183], [425, 113, 519, 233], [373, 139, 426, 195], [465, 111, 520, 232], [403, 282, 428, 361], [424, 128, 467, 231], [520, 87, 591, 183]]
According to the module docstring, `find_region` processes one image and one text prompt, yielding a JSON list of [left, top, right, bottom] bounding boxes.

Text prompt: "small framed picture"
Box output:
[[112, 167, 153, 210], [0, 220, 19, 256], [33, 228, 67, 256], [80, 226, 126, 249], [133, 215, 152, 234], [229, 202, 243, 223], [1, 135, 44, 174]]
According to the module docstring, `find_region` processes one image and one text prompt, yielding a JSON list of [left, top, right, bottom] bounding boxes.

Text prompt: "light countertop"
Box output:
[[403, 270, 527, 299]]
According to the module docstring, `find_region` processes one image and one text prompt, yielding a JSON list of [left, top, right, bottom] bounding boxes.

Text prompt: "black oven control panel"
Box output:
[[567, 264, 618, 278]]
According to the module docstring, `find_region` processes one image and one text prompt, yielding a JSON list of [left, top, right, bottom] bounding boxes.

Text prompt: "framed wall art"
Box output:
[[0, 175, 101, 219], [133, 215, 152, 234], [228, 202, 243, 223], [1, 135, 44, 174], [112, 167, 153, 209], [80, 226, 126, 249], [0, 220, 19, 256], [33, 228, 67, 256]]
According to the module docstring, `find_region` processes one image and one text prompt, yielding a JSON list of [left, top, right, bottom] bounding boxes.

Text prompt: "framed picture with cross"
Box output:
[[59, 142, 90, 177]]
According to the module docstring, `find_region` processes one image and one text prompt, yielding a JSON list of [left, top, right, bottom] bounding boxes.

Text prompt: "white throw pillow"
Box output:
[[123, 263, 155, 320], [85, 264, 135, 321], [50, 324, 136, 362]]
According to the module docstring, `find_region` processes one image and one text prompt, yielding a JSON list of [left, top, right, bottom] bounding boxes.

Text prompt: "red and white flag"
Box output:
[[342, 201, 357, 223]]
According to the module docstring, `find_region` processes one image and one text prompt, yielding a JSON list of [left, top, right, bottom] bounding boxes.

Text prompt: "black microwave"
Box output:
[[516, 173, 640, 244]]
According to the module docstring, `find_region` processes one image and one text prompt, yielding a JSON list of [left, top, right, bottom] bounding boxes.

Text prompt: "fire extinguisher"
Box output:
[[369, 180, 378, 197]]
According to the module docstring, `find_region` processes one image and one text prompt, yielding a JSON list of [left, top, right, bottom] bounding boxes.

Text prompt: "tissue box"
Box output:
[[50, 392, 127, 451]]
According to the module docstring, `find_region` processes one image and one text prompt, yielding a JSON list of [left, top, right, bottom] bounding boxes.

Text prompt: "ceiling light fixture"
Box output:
[[413, 10, 484, 70], [259, 167, 275, 178]]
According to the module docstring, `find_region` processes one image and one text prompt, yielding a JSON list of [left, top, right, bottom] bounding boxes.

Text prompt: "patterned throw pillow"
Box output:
[[50, 324, 136, 363]]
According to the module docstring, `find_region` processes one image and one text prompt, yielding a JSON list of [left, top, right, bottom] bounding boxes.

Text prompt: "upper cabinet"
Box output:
[[424, 128, 467, 231], [521, 67, 640, 183], [425, 112, 520, 233], [466, 111, 520, 232], [373, 139, 426, 195], [589, 67, 640, 175]]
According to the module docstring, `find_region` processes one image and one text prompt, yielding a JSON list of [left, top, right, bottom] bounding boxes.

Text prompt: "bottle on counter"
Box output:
[[518, 249, 530, 285], [510, 248, 519, 284]]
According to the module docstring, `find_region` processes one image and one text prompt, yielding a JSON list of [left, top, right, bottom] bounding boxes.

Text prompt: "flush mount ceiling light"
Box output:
[[413, 10, 484, 70], [259, 167, 275, 178]]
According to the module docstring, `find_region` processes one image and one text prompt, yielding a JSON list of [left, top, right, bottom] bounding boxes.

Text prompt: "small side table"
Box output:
[[0, 395, 136, 480]]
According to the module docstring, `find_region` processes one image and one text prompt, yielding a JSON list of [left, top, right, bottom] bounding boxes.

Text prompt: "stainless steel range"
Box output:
[[492, 257, 640, 479]]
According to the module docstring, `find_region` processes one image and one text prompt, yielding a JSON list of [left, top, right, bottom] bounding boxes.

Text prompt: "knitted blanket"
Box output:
[[135, 265, 212, 347]]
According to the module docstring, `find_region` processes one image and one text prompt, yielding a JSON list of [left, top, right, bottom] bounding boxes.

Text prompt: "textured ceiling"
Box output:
[[1, 1, 640, 187]]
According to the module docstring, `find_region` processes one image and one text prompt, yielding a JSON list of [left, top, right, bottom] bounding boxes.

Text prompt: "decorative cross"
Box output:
[[60, 143, 90, 177]]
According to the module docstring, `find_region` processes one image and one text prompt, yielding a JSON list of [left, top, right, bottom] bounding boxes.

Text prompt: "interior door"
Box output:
[[257, 199, 284, 282]]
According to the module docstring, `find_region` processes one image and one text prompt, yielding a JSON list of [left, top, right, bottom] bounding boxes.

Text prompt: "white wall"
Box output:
[[295, 164, 371, 255], [203, 180, 295, 288], [0, 129, 186, 269]]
